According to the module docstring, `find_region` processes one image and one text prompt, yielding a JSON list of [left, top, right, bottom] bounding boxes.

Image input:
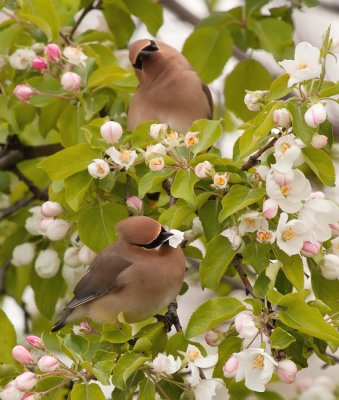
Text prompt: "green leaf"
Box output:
[[278, 295, 339, 345], [225, 59, 272, 121], [186, 297, 245, 338], [64, 171, 93, 212], [243, 242, 271, 273], [131, 121, 157, 148], [57, 104, 87, 147], [123, 0, 163, 36], [219, 185, 265, 222], [287, 101, 316, 145], [137, 379, 155, 400], [101, 322, 132, 343], [78, 203, 128, 253], [63, 333, 89, 361], [71, 382, 105, 400], [112, 353, 150, 390], [171, 169, 198, 207], [39, 144, 101, 181], [273, 247, 304, 291], [87, 66, 133, 88], [200, 236, 237, 290], [198, 200, 223, 240], [268, 74, 291, 100], [302, 147, 335, 187], [270, 327, 296, 349], [319, 81, 339, 97], [253, 271, 270, 298], [183, 26, 233, 83], [0, 309, 17, 365], [138, 168, 174, 198], [190, 119, 223, 154], [311, 264, 339, 312], [39, 99, 68, 137], [159, 204, 194, 229]]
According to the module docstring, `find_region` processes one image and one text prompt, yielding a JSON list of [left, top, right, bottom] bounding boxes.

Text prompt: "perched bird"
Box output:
[[52, 216, 186, 332], [127, 39, 213, 132]]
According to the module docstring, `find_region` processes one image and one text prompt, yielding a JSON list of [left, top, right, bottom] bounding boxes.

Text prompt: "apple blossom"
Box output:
[[273, 108, 292, 128], [0, 382, 22, 400], [12, 345, 34, 364], [41, 201, 63, 217], [311, 133, 328, 149], [145, 143, 167, 158], [12, 243, 35, 267], [304, 103, 327, 128], [205, 330, 223, 347], [31, 56, 47, 71], [234, 312, 259, 339], [25, 212, 42, 235], [100, 121, 123, 144], [223, 356, 239, 378], [13, 84, 35, 103], [301, 241, 321, 257], [15, 371, 37, 392], [244, 90, 267, 112], [35, 248, 60, 279], [152, 353, 181, 375], [63, 46, 87, 66], [276, 359, 298, 384], [279, 42, 321, 87], [45, 44, 61, 63], [164, 130, 181, 148], [254, 165, 270, 182], [233, 348, 277, 392], [194, 379, 229, 400], [212, 172, 228, 189], [61, 71, 82, 92], [168, 229, 184, 248], [149, 123, 168, 139], [272, 134, 303, 173], [126, 196, 143, 214], [221, 226, 242, 250], [73, 321, 91, 335], [183, 345, 218, 386], [321, 254, 339, 280], [38, 217, 53, 236], [276, 213, 312, 256], [78, 245, 96, 264], [194, 161, 212, 178], [26, 336, 44, 349], [9, 48, 36, 70], [106, 147, 137, 170], [184, 131, 199, 147], [38, 355, 59, 372], [88, 159, 110, 179], [238, 211, 268, 236], [266, 169, 311, 213], [64, 247, 82, 268], [263, 199, 278, 219], [149, 157, 165, 171], [46, 219, 70, 241], [256, 230, 276, 244]]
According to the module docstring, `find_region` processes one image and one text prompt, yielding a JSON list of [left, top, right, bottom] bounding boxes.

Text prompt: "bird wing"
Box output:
[[65, 250, 132, 309], [202, 84, 214, 119]]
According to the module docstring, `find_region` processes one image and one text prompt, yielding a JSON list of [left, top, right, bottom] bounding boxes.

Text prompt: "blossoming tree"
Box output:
[[0, 1, 339, 399]]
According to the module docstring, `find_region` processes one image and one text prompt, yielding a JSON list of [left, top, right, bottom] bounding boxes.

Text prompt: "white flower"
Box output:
[[311, 134, 328, 149], [304, 103, 327, 128], [25, 207, 43, 235], [78, 245, 96, 264], [64, 247, 82, 268], [152, 353, 181, 375], [331, 237, 339, 256], [279, 42, 321, 87], [149, 157, 165, 171], [106, 147, 137, 170], [238, 211, 268, 236], [221, 226, 242, 250], [88, 159, 110, 179], [41, 201, 63, 217], [9, 49, 36, 70], [272, 134, 303, 173], [46, 219, 70, 241], [276, 213, 312, 256], [183, 345, 218, 386], [184, 131, 199, 147], [212, 173, 228, 189], [266, 169, 311, 213], [234, 312, 259, 339], [244, 90, 267, 112], [149, 123, 168, 139], [35, 248, 60, 279], [321, 254, 339, 280], [194, 379, 229, 400], [273, 108, 292, 128], [233, 348, 277, 392], [100, 121, 123, 145], [168, 229, 184, 248], [164, 130, 181, 148], [145, 143, 166, 158], [194, 161, 212, 178], [63, 46, 87, 66], [12, 243, 35, 267], [256, 230, 276, 244]]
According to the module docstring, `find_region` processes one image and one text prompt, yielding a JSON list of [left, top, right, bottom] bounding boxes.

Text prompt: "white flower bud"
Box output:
[[41, 201, 63, 217], [223, 356, 239, 378], [88, 159, 110, 179], [35, 249, 60, 279], [263, 199, 278, 219], [149, 123, 168, 139], [234, 312, 259, 339], [38, 355, 59, 372], [0, 382, 22, 400], [9, 49, 35, 70], [311, 134, 328, 149], [64, 247, 82, 268], [45, 219, 70, 241], [12, 243, 35, 267], [273, 108, 292, 128], [244, 90, 267, 112], [14, 371, 37, 392], [321, 254, 339, 280], [304, 103, 327, 128], [78, 245, 96, 265], [194, 161, 212, 178], [276, 359, 298, 384], [100, 121, 123, 144], [61, 72, 82, 91]]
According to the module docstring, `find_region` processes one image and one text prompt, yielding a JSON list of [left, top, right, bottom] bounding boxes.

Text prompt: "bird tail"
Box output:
[[51, 308, 73, 333]]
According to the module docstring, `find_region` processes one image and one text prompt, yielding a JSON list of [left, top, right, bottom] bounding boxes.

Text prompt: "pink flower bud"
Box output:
[[61, 72, 82, 91], [273, 108, 291, 128], [223, 356, 239, 378], [78, 245, 96, 265], [100, 121, 123, 144], [304, 103, 327, 128], [26, 335, 44, 349], [15, 372, 37, 392], [45, 219, 69, 241], [38, 217, 53, 235], [194, 161, 212, 179], [12, 345, 34, 365], [330, 223, 339, 237], [301, 241, 321, 257], [234, 312, 259, 339], [311, 134, 328, 149], [44, 44, 61, 63], [276, 359, 298, 384], [41, 201, 63, 217], [38, 355, 59, 372], [13, 84, 34, 103], [31, 56, 47, 71], [126, 196, 143, 215], [263, 199, 278, 219], [0, 382, 22, 400], [205, 330, 223, 347], [73, 320, 91, 335]]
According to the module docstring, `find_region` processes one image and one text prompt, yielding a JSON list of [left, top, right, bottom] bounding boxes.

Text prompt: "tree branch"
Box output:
[[0, 259, 11, 295], [233, 254, 257, 298], [0, 195, 42, 222], [241, 136, 279, 171], [12, 167, 48, 201]]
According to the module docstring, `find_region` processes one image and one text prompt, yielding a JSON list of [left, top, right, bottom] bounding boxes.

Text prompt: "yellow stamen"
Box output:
[[280, 185, 289, 197], [252, 354, 265, 369], [282, 228, 295, 241], [280, 143, 290, 153], [216, 177, 226, 186], [257, 231, 270, 241], [119, 150, 131, 162], [187, 349, 201, 362], [298, 63, 308, 70], [245, 218, 256, 227]]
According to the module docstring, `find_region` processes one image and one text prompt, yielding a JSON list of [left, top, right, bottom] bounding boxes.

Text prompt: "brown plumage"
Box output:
[[127, 39, 213, 132], [51, 216, 186, 332]]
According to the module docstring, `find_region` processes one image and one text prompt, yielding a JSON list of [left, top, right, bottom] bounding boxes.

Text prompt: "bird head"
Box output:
[[116, 216, 173, 249], [129, 39, 159, 71]]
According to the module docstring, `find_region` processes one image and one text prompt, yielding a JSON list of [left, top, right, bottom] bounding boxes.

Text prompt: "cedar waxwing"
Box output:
[[127, 39, 213, 132], [52, 216, 186, 332]]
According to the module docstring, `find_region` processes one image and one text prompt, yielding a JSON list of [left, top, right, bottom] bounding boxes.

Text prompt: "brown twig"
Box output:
[[69, 0, 103, 40], [241, 136, 279, 171], [0, 195, 40, 222], [166, 300, 182, 332], [233, 254, 256, 298], [0, 259, 11, 295], [12, 166, 48, 201]]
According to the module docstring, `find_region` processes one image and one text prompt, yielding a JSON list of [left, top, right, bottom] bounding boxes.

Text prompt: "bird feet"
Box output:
[[155, 301, 183, 333]]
